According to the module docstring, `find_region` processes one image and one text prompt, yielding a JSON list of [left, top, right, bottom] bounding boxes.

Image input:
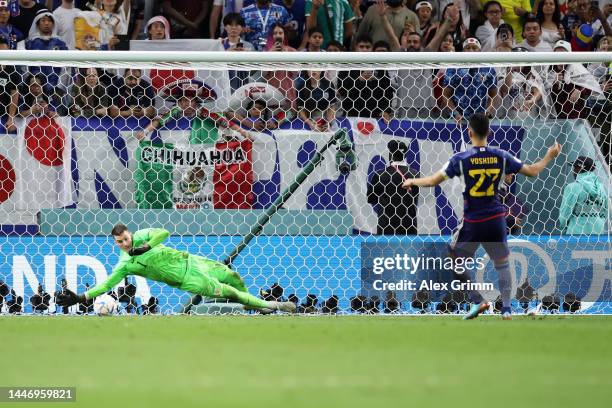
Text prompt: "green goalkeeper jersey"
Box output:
[[85, 228, 190, 299]]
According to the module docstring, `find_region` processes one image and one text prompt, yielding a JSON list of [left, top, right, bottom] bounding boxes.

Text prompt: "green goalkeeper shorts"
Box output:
[[179, 255, 244, 297]]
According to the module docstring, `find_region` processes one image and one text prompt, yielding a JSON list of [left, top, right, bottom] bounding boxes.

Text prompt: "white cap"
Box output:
[[463, 37, 482, 49], [415, 1, 433, 10], [0, 1, 8, 8], [553, 40, 571, 52]]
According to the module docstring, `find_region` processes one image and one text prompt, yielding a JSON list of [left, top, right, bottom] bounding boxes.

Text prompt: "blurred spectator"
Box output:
[[441, 38, 498, 121], [392, 24, 446, 117], [240, 0, 290, 50], [337, 35, 393, 120], [536, 0, 564, 48], [30, 284, 51, 313], [321, 295, 339, 314], [119, 0, 145, 40], [298, 293, 318, 313], [0, 280, 9, 312], [325, 39, 345, 51], [587, 35, 611, 153], [7, 289, 23, 314], [139, 91, 250, 141], [53, 0, 80, 49], [563, 0, 612, 47], [78, 283, 94, 314], [493, 22, 515, 50], [110, 68, 155, 118], [431, 31, 455, 110], [261, 24, 297, 107], [545, 40, 603, 119], [605, 0, 612, 25], [358, 0, 419, 46], [229, 98, 279, 131], [296, 70, 336, 131], [26, 10, 68, 90], [518, 14, 553, 51], [435, 0, 482, 32], [9, 0, 46, 36], [146, 14, 170, 40], [305, 0, 354, 48], [69, 68, 116, 118], [0, 1, 24, 49], [367, 140, 419, 235], [301, 26, 324, 51], [86, 1, 132, 35], [383, 290, 401, 313], [144, 16, 196, 92], [161, 0, 210, 39], [98, 0, 126, 49], [275, 0, 307, 49], [264, 22, 296, 51], [497, 48, 547, 119], [141, 296, 159, 314], [221, 12, 254, 50], [221, 13, 254, 92], [415, 1, 435, 36], [210, 0, 241, 38], [559, 156, 608, 234], [0, 38, 19, 132], [496, 0, 531, 42], [424, 3, 468, 51], [18, 73, 60, 118], [373, 39, 391, 50], [588, 35, 611, 82], [476, 0, 505, 51]]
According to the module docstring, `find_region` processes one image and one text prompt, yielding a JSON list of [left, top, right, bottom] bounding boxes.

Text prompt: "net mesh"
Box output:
[[0, 53, 609, 316]]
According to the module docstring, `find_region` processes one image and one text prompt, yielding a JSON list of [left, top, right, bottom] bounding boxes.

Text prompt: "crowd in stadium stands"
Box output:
[[0, 0, 609, 154]]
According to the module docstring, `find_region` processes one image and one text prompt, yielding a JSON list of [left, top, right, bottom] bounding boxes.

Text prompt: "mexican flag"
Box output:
[[134, 140, 253, 210]]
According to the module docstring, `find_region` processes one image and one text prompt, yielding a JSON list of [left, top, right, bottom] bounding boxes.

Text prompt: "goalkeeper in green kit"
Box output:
[[56, 224, 296, 313]]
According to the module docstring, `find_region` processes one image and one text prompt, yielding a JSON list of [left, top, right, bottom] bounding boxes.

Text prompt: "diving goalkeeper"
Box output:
[[56, 224, 296, 313]]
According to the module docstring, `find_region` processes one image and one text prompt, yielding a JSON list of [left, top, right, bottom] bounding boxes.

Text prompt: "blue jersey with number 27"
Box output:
[[442, 146, 523, 221]]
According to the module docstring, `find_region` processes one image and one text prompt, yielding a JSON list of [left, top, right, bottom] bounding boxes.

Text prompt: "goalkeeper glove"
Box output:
[[128, 244, 151, 257], [56, 289, 86, 307]]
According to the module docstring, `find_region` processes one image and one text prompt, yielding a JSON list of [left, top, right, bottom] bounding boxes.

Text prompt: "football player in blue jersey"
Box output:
[[402, 113, 562, 320]]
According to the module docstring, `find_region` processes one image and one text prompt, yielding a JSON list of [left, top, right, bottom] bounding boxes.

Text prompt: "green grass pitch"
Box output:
[[2, 315, 611, 408]]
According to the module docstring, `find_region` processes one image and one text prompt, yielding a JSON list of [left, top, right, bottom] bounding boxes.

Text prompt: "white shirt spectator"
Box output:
[[476, 19, 505, 52], [540, 27, 562, 48], [53, 4, 80, 50], [518, 38, 553, 51]]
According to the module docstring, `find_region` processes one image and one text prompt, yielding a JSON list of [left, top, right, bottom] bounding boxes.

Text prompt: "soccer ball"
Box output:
[[93, 294, 119, 316]]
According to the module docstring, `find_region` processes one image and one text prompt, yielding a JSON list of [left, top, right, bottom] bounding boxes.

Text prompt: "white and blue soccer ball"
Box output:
[[93, 294, 119, 316]]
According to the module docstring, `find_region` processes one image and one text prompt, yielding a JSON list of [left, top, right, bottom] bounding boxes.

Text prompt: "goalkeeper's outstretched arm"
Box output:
[[55, 265, 129, 307]]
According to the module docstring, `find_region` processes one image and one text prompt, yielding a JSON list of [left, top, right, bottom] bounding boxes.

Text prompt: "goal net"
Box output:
[[0, 50, 609, 315]]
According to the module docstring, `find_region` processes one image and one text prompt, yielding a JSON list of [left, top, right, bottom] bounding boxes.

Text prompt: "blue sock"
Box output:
[[495, 261, 512, 309], [502, 306, 511, 314]]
